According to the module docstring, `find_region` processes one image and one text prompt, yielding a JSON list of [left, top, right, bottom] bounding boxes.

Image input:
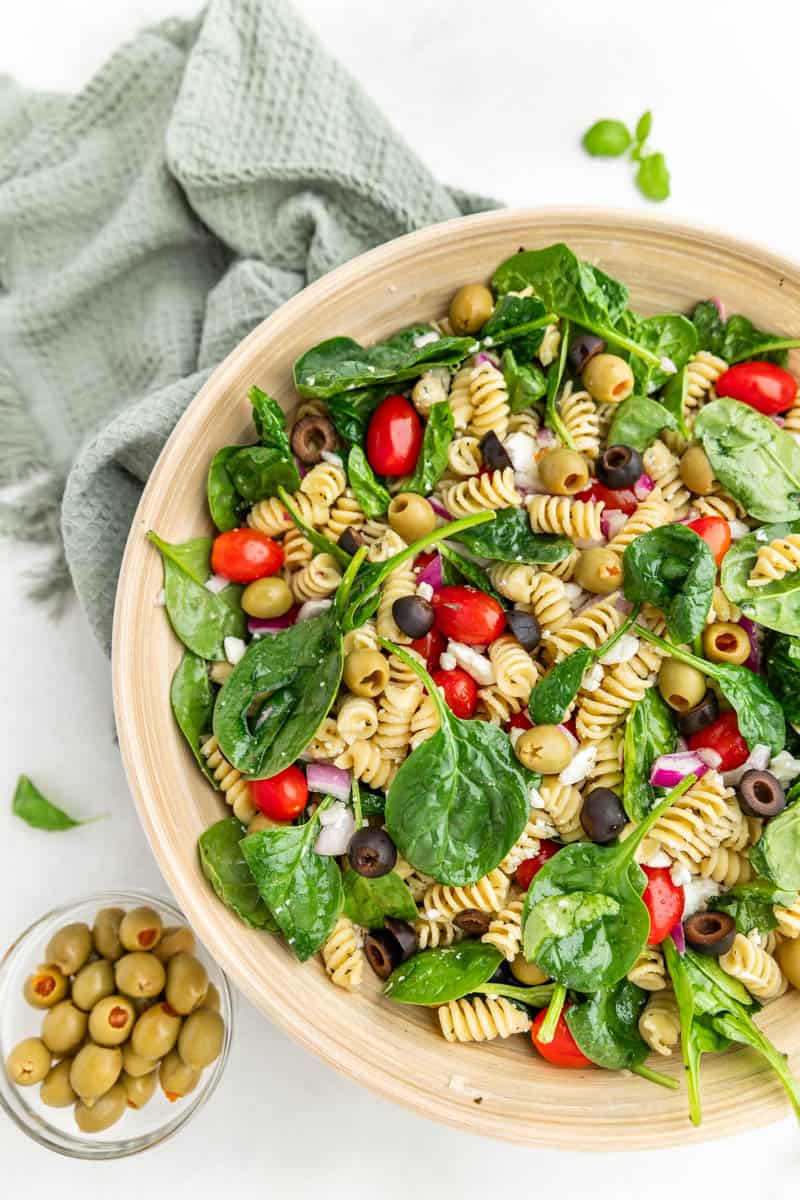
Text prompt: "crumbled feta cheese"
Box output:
[[564, 583, 585, 608], [416, 581, 434, 601], [297, 599, 333, 621], [483, 336, 494, 347], [447, 641, 495, 686], [768, 750, 800, 786], [320, 450, 344, 467], [509, 726, 525, 748], [670, 863, 692, 887], [755, 529, 768, 542], [504, 432, 541, 491], [644, 849, 672, 869], [424, 908, 443, 921], [224, 636, 246, 665], [439, 651, 457, 672], [205, 573, 229, 594], [748, 929, 763, 947], [154, 588, 166, 607], [599, 633, 640, 666], [659, 356, 677, 374], [559, 743, 598, 786], [469, 342, 481, 354], [529, 786, 546, 810], [581, 662, 604, 693], [728, 519, 750, 541], [682, 877, 721, 919], [412, 330, 440, 349]]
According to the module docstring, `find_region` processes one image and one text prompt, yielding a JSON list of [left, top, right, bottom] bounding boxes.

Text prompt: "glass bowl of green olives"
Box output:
[[0, 890, 233, 1159]]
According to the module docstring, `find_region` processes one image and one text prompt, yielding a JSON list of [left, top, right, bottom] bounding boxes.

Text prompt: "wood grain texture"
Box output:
[[112, 209, 800, 1150]]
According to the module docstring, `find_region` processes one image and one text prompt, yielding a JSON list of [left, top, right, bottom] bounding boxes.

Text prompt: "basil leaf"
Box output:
[[342, 867, 417, 929], [635, 152, 670, 203], [450, 505, 572, 565], [582, 119, 632, 158], [346, 445, 390, 518], [566, 979, 649, 1069], [628, 314, 696, 395], [529, 647, 593, 725], [623, 525, 715, 642], [12, 775, 84, 831], [695, 399, 800, 523], [500, 347, 547, 412], [198, 818, 277, 931], [148, 533, 246, 660], [207, 446, 246, 532], [171, 651, 216, 784], [765, 633, 800, 722], [749, 803, 800, 891], [607, 394, 676, 451], [405, 401, 454, 495], [383, 943, 503, 1006], [623, 687, 676, 821], [709, 879, 794, 936], [721, 520, 800, 636]]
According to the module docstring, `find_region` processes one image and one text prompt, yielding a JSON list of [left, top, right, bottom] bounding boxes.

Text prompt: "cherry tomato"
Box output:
[[366, 394, 423, 477], [508, 710, 533, 732], [716, 361, 797, 415], [410, 627, 446, 673], [431, 586, 506, 645], [641, 866, 684, 945], [250, 765, 308, 822], [515, 840, 560, 890], [531, 1006, 591, 1068], [688, 710, 749, 772], [576, 479, 638, 516], [211, 528, 284, 583], [686, 516, 730, 567], [431, 667, 477, 718], [414, 551, 438, 571]]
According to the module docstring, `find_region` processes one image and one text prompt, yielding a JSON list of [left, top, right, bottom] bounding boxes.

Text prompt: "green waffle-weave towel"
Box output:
[[0, 0, 495, 652]]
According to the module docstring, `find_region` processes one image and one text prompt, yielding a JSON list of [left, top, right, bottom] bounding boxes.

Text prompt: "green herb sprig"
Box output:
[[581, 111, 671, 202]]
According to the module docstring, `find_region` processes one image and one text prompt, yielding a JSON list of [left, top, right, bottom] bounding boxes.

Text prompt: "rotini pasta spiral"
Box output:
[[374, 681, 423, 762], [525, 573, 573, 632], [412, 368, 451, 416], [507, 409, 540, 438], [488, 635, 539, 700], [324, 487, 367, 540], [394, 858, 434, 902], [583, 731, 624, 796], [775, 895, 800, 939], [290, 553, 342, 603], [293, 398, 328, 422], [559, 383, 601, 457], [387, 648, 425, 688], [409, 693, 440, 749], [538, 323, 561, 367], [423, 870, 510, 922], [441, 468, 521, 517], [488, 562, 538, 605], [698, 846, 753, 888], [200, 735, 256, 823], [606, 490, 674, 554], [708, 585, 741, 625], [300, 461, 347, 508], [414, 916, 462, 949], [336, 694, 379, 745], [447, 364, 474, 432], [447, 435, 482, 477], [322, 916, 364, 991], [468, 360, 510, 441], [527, 495, 604, 541], [367, 527, 407, 562], [248, 490, 327, 538], [640, 770, 734, 868], [282, 525, 314, 568], [783, 398, 800, 436], [342, 620, 379, 655], [627, 945, 667, 992], [575, 638, 666, 741], [543, 595, 625, 664], [748, 535, 800, 587], [499, 816, 541, 875], [692, 484, 745, 523], [335, 739, 397, 790], [538, 776, 584, 842], [720, 934, 787, 1001], [639, 990, 681, 1056], [476, 683, 525, 726], [376, 563, 417, 642], [305, 718, 346, 762], [482, 898, 525, 961], [642, 439, 690, 519], [685, 351, 727, 419], [438, 995, 530, 1043], [547, 548, 580, 581]]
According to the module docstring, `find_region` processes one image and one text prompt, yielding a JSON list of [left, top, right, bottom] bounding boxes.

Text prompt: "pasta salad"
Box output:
[[151, 242, 800, 1125]]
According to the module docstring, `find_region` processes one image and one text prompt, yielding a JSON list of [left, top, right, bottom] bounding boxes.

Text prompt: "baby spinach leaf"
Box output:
[[628, 314, 696, 395], [342, 866, 418, 929], [249, 387, 292, 458], [721, 520, 800, 637], [691, 300, 724, 354], [749, 802, 800, 890], [327, 385, 391, 445], [566, 979, 649, 1070], [148, 533, 246, 660], [582, 118, 632, 157], [383, 942, 503, 1006], [623, 524, 715, 642], [765, 633, 800, 721], [12, 775, 87, 832], [207, 446, 246, 532], [450, 505, 572, 565], [529, 647, 593, 724], [695, 399, 800, 523], [474, 981, 554, 1008], [663, 938, 732, 1126], [226, 446, 300, 502], [198, 817, 277, 932], [635, 152, 670, 203], [359, 790, 386, 817], [171, 650, 216, 784], [544, 316, 574, 447], [241, 801, 343, 960], [607, 394, 677, 451], [405, 400, 455, 494], [500, 347, 547, 412], [623, 687, 676, 821], [293, 327, 475, 399], [660, 365, 691, 438], [709, 879, 794, 935], [692, 301, 800, 366], [213, 612, 343, 777], [382, 641, 529, 886], [480, 294, 550, 359], [347, 445, 390, 518], [438, 543, 506, 605]]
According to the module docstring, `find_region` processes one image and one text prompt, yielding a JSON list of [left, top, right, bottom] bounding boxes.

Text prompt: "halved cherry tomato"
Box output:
[[250, 765, 308, 821], [414, 551, 438, 572], [688, 710, 749, 772], [642, 865, 684, 945], [576, 479, 638, 516], [366, 394, 422, 476], [686, 516, 730, 567], [431, 667, 477, 718], [211, 528, 284, 583], [515, 840, 560, 890], [716, 361, 797, 415], [410, 627, 446, 673], [531, 1005, 591, 1068], [431, 585, 506, 645], [508, 710, 533, 732]]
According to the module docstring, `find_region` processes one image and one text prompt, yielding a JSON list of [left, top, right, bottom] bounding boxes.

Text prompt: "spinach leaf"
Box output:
[[522, 776, 696, 990], [450, 505, 572, 565], [480, 294, 550, 359], [213, 612, 343, 777], [474, 981, 555, 1008], [663, 938, 733, 1126], [721, 520, 800, 636], [326, 386, 391, 445], [383, 943, 503, 1006], [198, 817, 277, 931], [405, 400, 455, 494], [749, 803, 800, 890], [695, 399, 800, 522], [293, 326, 475, 399], [623, 524, 715, 642], [249, 387, 293, 458], [12, 775, 86, 832], [529, 647, 593, 725], [207, 389, 300, 522], [359, 789, 386, 817], [438, 543, 505, 605], [226, 446, 300, 502], [660, 366, 691, 438], [628, 314, 697, 395], [692, 301, 800, 366], [171, 650, 216, 784], [623, 687, 676, 821], [565, 979, 649, 1070], [278, 487, 351, 569], [500, 347, 547, 413], [383, 641, 529, 885], [691, 301, 724, 354], [765, 633, 800, 721], [342, 867, 418, 929], [544, 316, 574, 448], [207, 446, 246, 532], [148, 533, 246, 660], [346, 445, 390, 518], [607, 394, 676, 451], [709, 879, 794, 935], [634, 623, 785, 754], [240, 800, 344, 960]]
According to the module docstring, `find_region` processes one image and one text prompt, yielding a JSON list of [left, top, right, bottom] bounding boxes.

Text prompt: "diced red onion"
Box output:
[[601, 509, 627, 540], [475, 351, 498, 366], [723, 743, 771, 787], [614, 594, 634, 614], [314, 802, 355, 855], [650, 750, 708, 788], [711, 297, 727, 322], [297, 599, 333, 621], [695, 747, 722, 769], [417, 553, 443, 590], [306, 763, 352, 801], [738, 616, 761, 673], [248, 609, 298, 635], [670, 923, 686, 955], [773, 414, 786, 427], [427, 495, 450, 520], [536, 427, 557, 447], [633, 473, 655, 501], [558, 724, 578, 750]]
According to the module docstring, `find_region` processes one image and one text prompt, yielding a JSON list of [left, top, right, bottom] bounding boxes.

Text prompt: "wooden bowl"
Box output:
[[113, 209, 800, 1150]]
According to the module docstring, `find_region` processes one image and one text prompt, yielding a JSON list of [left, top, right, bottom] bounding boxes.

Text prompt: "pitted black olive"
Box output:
[[737, 769, 786, 819], [479, 431, 512, 471], [453, 908, 491, 935], [596, 445, 643, 489], [364, 931, 402, 980], [506, 609, 541, 651], [290, 415, 338, 465], [676, 693, 719, 738], [684, 911, 736, 957], [567, 333, 606, 375], [580, 788, 627, 844], [391, 595, 434, 639], [337, 526, 365, 556], [347, 828, 397, 878], [384, 918, 418, 961]]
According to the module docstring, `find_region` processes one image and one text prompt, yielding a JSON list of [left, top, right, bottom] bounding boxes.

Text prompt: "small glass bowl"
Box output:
[[0, 890, 233, 1159]]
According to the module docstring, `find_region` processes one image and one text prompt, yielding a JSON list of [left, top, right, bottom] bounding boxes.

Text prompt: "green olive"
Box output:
[[92, 907, 125, 961], [122, 1068, 158, 1109], [121, 1044, 158, 1078], [40, 1059, 77, 1107], [41, 1000, 89, 1056], [241, 576, 293, 619], [387, 493, 436, 543], [119, 907, 163, 953], [679, 444, 716, 495], [246, 812, 280, 834], [177, 1008, 224, 1070], [6, 1037, 51, 1086], [45, 923, 93, 976], [88, 995, 136, 1047], [203, 983, 221, 1013], [342, 649, 390, 698], [69, 1044, 122, 1103], [23, 963, 69, 1009], [574, 547, 624, 594], [72, 958, 115, 1011], [114, 951, 166, 999], [658, 658, 707, 712], [514, 725, 572, 775], [581, 353, 634, 405], [153, 925, 196, 964], [131, 1003, 182, 1061], [777, 939, 800, 990], [538, 448, 590, 496], [75, 1082, 127, 1133], [703, 622, 751, 665], [159, 1048, 201, 1100], [448, 283, 494, 335], [510, 955, 549, 986], [166, 953, 208, 1016]]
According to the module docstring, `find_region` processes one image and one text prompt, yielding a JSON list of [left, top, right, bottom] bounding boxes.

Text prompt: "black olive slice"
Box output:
[[737, 769, 786, 819], [684, 911, 736, 957], [347, 828, 397, 878]]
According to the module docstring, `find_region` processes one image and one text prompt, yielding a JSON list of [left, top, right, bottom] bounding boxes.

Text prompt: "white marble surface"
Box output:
[[3, 1, 800, 1193]]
